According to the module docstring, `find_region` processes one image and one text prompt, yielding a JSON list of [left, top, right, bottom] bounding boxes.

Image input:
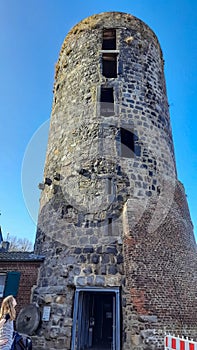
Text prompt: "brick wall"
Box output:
[[0, 261, 41, 315], [122, 180, 197, 349]]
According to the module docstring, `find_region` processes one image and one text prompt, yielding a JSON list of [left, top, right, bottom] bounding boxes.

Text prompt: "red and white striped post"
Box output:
[[165, 334, 197, 350]]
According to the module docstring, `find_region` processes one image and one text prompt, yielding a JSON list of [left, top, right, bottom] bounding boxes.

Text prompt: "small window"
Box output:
[[85, 220, 90, 228], [0, 274, 6, 297], [100, 87, 114, 116], [102, 29, 116, 50], [107, 178, 112, 195], [120, 128, 140, 158], [4, 271, 21, 297], [102, 53, 117, 78], [108, 218, 112, 235]]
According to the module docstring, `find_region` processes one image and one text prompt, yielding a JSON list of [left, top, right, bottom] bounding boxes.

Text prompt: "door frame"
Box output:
[[71, 286, 121, 350]]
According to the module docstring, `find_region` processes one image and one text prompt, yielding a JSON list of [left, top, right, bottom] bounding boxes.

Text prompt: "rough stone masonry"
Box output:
[[32, 12, 197, 350]]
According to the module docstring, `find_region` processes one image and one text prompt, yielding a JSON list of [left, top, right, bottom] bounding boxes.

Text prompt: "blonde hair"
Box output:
[[0, 295, 16, 321]]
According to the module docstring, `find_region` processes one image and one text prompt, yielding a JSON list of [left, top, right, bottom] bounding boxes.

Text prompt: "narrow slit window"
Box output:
[[102, 29, 116, 50], [120, 128, 135, 158], [102, 53, 117, 78], [108, 218, 112, 235], [100, 87, 114, 116], [85, 220, 90, 228], [107, 178, 112, 194]]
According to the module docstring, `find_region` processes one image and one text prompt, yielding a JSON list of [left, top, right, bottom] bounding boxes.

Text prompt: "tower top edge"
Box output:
[[58, 11, 162, 55]]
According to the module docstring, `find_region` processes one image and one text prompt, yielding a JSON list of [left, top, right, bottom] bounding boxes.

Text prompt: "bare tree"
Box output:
[[6, 234, 33, 252]]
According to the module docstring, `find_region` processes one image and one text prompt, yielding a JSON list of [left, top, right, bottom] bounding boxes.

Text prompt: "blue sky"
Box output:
[[0, 0, 196, 244]]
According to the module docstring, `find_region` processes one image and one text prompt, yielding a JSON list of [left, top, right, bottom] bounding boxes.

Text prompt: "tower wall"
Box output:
[[123, 181, 197, 348], [33, 12, 197, 350]]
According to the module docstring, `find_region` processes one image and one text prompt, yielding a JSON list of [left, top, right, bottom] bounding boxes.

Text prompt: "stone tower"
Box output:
[[33, 12, 197, 350]]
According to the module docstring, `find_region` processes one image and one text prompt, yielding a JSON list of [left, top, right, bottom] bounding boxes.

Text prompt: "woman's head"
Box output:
[[0, 295, 17, 320]]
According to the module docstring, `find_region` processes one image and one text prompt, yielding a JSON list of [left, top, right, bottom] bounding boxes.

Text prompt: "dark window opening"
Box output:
[[107, 178, 112, 194], [85, 220, 90, 228], [100, 87, 114, 116], [108, 218, 112, 235], [3, 271, 21, 297], [102, 29, 116, 50], [120, 128, 136, 158], [102, 54, 117, 78]]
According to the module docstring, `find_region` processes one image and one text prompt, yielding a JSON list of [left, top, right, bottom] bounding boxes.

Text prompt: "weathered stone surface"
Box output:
[[138, 315, 158, 323]]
